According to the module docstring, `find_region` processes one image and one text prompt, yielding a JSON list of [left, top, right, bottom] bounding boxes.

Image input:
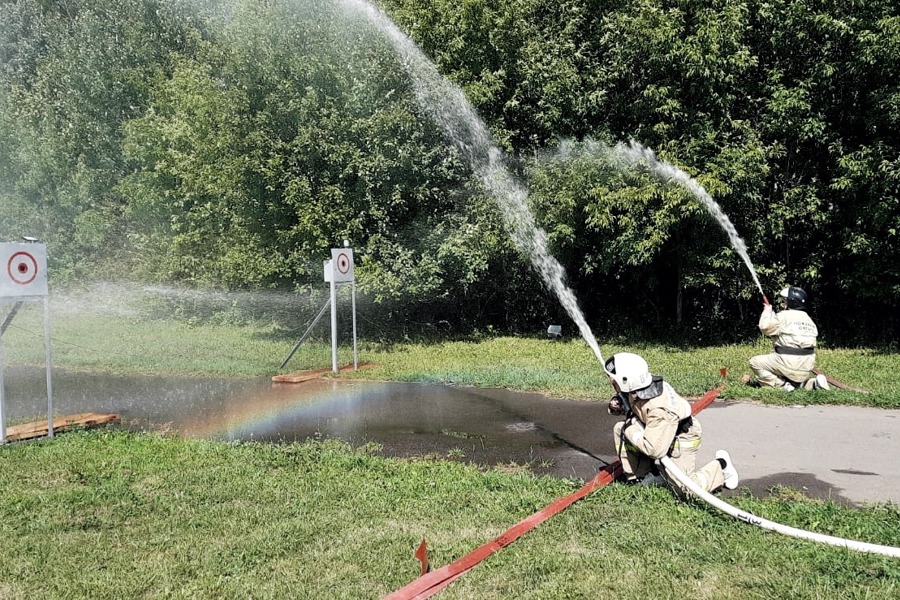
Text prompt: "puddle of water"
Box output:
[[2, 367, 618, 480]]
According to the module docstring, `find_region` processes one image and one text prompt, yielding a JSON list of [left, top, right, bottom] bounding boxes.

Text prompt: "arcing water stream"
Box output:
[[341, 0, 605, 365], [552, 137, 765, 298], [614, 140, 765, 297], [343, 0, 764, 362]]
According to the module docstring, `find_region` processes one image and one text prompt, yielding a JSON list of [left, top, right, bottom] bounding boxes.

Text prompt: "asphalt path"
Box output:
[[6, 367, 897, 507], [697, 400, 900, 506]]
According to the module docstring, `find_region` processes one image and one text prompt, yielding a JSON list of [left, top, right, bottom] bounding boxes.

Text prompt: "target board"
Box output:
[[330, 248, 355, 283], [0, 242, 48, 298]]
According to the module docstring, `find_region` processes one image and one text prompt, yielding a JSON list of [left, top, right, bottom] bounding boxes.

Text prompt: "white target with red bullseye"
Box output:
[[330, 247, 355, 283], [1, 242, 48, 298]]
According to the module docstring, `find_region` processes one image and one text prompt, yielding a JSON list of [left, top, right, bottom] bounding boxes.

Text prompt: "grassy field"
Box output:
[[2, 430, 900, 599], [2, 290, 900, 598], [2, 292, 898, 408]]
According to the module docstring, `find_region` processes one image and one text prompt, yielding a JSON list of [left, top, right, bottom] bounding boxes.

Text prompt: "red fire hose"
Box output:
[[385, 384, 725, 599]]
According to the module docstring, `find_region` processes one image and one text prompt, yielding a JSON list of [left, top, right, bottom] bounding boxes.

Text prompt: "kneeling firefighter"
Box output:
[[748, 286, 828, 392], [605, 352, 739, 495]]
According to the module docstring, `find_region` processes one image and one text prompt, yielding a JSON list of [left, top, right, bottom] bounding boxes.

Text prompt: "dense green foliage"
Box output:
[[2, 0, 899, 343]]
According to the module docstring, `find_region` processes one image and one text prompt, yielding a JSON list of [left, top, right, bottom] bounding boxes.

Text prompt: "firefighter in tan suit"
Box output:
[[748, 286, 829, 392], [605, 352, 738, 495]]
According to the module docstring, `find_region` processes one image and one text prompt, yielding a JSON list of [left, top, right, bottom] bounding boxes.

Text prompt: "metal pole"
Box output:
[[330, 278, 338, 373], [0, 321, 6, 444], [44, 297, 53, 438], [352, 281, 358, 371], [1, 301, 23, 335], [279, 297, 332, 369]]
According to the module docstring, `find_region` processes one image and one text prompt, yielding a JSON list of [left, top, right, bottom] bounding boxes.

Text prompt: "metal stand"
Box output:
[[0, 301, 23, 334], [325, 245, 358, 373], [279, 297, 331, 369], [43, 297, 54, 438], [280, 244, 359, 373], [0, 321, 5, 443], [329, 280, 358, 373], [351, 282, 358, 370], [330, 277, 338, 373], [1, 241, 52, 444], [0, 297, 53, 443]]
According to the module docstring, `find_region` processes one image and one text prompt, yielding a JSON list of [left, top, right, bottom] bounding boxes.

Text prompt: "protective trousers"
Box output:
[[614, 419, 725, 494], [614, 419, 656, 479], [660, 419, 725, 495], [749, 351, 815, 389]]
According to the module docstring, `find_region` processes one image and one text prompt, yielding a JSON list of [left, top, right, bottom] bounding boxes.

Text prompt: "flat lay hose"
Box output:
[[384, 385, 723, 599]]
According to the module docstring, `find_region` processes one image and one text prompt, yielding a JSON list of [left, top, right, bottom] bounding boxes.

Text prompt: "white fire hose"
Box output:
[[659, 456, 900, 558]]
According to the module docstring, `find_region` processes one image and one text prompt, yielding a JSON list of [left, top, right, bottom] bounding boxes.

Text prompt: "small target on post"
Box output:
[[324, 247, 358, 373], [330, 248, 355, 283], [1, 243, 48, 298], [1, 241, 53, 445]]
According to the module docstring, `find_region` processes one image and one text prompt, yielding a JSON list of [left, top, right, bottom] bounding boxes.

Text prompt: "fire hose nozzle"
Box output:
[[762, 295, 770, 306]]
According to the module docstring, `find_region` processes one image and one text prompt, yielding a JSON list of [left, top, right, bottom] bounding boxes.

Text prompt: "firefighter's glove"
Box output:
[[624, 420, 645, 446], [607, 396, 624, 416]]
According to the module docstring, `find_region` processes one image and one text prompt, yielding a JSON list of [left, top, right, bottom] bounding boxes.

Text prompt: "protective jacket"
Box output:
[[614, 381, 725, 494], [624, 381, 691, 460], [758, 306, 818, 351], [751, 305, 818, 387]]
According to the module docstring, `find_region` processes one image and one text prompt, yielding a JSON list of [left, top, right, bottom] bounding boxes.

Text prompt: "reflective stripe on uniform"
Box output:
[[673, 438, 701, 451]]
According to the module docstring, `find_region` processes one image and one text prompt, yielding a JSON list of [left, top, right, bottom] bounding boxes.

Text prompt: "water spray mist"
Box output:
[[342, 0, 605, 365], [614, 140, 765, 297]]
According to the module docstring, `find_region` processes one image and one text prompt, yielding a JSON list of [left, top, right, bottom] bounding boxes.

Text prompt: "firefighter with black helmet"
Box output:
[[746, 286, 829, 392], [605, 352, 739, 494]]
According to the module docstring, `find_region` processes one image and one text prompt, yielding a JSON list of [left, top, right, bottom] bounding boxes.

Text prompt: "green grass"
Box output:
[[3, 296, 900, 597], [4, 301, 897, 407], [1, 430, 899, 599]]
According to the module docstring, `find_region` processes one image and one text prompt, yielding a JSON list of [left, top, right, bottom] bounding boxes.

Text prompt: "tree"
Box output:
[[0, 0, 206, 279], [119, 0, 512, 322]]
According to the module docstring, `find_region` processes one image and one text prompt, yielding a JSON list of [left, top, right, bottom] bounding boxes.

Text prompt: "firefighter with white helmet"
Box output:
[[605, 352, 739, 494], [746, 286, 829, 392]]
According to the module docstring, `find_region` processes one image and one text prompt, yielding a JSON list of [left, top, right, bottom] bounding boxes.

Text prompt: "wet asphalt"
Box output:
[[3, 367, 898, 507]]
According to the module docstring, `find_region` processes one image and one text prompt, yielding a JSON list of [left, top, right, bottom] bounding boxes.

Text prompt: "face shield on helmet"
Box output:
[[778, 286, 807, 310]]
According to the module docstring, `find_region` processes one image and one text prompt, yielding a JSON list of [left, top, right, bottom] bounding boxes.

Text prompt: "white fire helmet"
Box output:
[[604, 352, 653, 393]]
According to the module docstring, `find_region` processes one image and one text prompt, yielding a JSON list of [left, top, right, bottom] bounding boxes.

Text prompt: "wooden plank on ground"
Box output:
[[4, 412, 119, 443], [272, 363, 376, 383]]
